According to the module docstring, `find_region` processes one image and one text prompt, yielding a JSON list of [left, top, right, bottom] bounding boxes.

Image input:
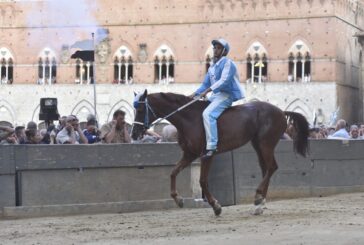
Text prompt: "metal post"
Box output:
[[92, 32, 97, 117]]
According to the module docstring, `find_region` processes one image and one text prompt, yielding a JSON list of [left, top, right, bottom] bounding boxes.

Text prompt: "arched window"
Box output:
[[205, 45, 213, 73], [154, 44, 175, 84], [288, 40, 311, 82], [38, 48, 57, 85], [0, 47, 14, 84], [246, 42, 268, 83], [113, 46, 133, 84], [75, 58, 93, 84]]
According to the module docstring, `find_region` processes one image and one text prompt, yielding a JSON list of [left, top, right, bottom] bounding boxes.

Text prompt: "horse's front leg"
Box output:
[[170, 151, 197, 208], [199, 156, 222, 216]]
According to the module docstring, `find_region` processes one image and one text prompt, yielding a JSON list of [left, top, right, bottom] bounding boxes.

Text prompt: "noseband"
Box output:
[[133, 98, 157, 130]]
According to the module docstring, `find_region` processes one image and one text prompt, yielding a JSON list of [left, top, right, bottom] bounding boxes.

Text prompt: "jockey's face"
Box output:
[[213, 43, 224, 60]]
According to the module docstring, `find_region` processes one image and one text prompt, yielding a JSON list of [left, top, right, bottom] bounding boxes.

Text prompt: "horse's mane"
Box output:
[[154, 92, 194, 105]]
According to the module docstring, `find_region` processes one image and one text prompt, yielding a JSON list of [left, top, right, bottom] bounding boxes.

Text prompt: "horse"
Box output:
[[132, 90, 309, 216]]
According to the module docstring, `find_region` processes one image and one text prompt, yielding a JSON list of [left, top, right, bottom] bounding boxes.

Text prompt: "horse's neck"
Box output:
[[152, 96, 198, 130]]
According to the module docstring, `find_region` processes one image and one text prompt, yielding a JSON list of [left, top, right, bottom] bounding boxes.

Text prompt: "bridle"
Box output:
[[132, 95, 202, 133], [132, 98, 157, 130]]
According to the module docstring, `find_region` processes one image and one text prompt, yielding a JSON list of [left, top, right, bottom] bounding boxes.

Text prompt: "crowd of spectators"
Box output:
[[2, 112, 362, 145], [284, 119, 364, 140], [0, 109, 178, 145]]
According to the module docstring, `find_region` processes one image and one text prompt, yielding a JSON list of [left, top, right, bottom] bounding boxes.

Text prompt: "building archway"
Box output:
[[0, 99, 15, 125], [108, 100, 134, 126], [71, 100, 95, 122]]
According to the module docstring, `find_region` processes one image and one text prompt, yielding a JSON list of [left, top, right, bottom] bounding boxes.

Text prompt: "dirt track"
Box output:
[[1, 192, 364, 245]]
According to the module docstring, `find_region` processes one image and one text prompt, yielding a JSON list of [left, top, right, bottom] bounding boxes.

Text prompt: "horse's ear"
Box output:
[[143, 89, 148, 97], [134, 91, 137, 97]]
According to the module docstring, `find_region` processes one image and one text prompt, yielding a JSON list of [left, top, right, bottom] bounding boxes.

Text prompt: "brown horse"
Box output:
[[132, 90, 309, 216]]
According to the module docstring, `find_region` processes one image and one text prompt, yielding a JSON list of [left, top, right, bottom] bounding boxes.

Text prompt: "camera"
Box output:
[[39, 98, 60, 121]]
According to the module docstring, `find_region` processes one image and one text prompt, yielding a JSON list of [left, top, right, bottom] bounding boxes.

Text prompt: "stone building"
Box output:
[[0, 0, 363, 127]]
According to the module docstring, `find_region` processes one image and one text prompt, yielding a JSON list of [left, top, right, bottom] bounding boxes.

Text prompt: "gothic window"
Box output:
[[0, 48, 14, 84], [206, 55, 212, 72], [154, 44, 175, 84], [113, 46, 133, 84], [205, 45, 213, 73], [75, 59, 93, 84], [288, 40, 311, 82], [246, 42, 268, 83], [38, 48, 57, 85]]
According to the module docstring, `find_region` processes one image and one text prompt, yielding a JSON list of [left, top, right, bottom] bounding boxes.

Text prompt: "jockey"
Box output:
[[190, 38, 245, 158]]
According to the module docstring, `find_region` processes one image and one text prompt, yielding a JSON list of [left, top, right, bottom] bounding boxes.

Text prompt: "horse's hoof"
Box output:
[[212, 201, 222, 216], [175, 197, 184, 208], [262, 198, 267, 209], [254, 196, 264, 206], [214, 206, 222, 216], [252, 205, 264, 215]]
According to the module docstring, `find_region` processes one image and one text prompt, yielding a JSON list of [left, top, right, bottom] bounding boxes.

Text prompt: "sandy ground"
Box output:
[[0, 192, 364, 245]]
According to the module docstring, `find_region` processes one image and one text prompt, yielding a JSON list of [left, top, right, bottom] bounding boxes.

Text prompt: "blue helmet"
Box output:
[[212, 38, 230, 55]]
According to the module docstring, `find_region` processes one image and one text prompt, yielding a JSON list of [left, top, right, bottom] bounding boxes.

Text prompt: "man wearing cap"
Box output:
[[56, 115, 88, 144], [190, 38, 245, 158]]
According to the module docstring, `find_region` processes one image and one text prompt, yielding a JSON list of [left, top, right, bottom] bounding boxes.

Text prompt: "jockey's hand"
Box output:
[[201, 88, 212, 98]]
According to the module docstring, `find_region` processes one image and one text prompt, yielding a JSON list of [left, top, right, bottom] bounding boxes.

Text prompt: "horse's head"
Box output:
[[131, 89, 157, 141]]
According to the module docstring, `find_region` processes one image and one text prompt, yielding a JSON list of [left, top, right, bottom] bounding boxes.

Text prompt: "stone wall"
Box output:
[[1, 140, 364, 216]]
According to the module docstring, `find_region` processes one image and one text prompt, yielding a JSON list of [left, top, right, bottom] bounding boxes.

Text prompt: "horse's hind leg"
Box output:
[[251, 141, 278, 215], [199, 156, 222, 216], [170, 151, 197, 208]]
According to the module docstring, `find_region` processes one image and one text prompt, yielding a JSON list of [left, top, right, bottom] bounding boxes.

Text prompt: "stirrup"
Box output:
[[202, 149, 217, 158]]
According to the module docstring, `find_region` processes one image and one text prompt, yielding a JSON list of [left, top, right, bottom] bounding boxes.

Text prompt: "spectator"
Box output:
[[100, 109, 131, 143], [23, 121, 42, 144], [161, 124, 178, 142], [0, 131, 18, 145], [56, 115, 88, 144], [83, 115, 101, 144], [308, 127, 320, 139], [359, 124, 364, 138], [349, 125, 361, 140], [0, 125, 15, 142], [14, 126, 26, 144], [140, 129, 161, 143], [328, 119, 350, 139]]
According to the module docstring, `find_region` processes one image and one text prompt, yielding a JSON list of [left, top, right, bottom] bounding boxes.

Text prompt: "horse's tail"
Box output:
[[284, 111, 309, 157]]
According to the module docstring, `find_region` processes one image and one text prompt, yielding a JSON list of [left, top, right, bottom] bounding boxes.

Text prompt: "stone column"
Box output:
[[118, 63, 121, 83], [5, 64, 8, 82], [158, 61, 162, 84], [301, 59, 305, 82], [258, 60, 262, 83], [166, 61, 170, 84], [251, 61, 254, 83], [42, 62, 46, 85], [86, 62, 91, 84], [125, 63, 129, 84], [293, 59, 297, 82]]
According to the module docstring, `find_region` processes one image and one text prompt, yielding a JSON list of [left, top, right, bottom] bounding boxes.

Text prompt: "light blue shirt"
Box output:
[[195, 57, 245, 102], [331, 128, 350, 139]]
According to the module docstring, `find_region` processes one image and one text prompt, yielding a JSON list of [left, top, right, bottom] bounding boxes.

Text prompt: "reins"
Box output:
[[134, 95, 202, 129]]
